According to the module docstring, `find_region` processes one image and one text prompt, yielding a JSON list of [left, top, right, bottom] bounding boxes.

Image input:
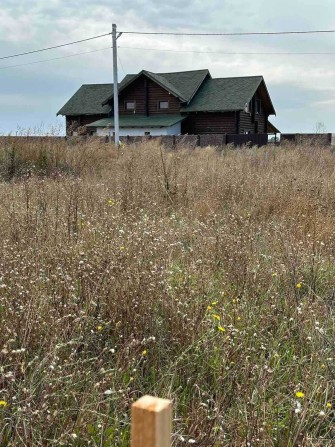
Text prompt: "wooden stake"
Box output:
[[131, 395, 172, 447]]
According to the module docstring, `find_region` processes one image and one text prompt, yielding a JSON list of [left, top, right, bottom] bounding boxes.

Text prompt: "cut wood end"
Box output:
[[132, 395, 172, 413]]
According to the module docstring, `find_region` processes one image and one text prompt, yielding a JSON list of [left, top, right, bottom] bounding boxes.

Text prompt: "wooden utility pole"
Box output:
[[131, 395, 172, 447], [112, 23, 120, 148]]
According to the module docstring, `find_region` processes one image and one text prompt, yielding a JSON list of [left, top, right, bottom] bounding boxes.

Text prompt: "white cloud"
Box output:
[[0, 0, 335, 132]]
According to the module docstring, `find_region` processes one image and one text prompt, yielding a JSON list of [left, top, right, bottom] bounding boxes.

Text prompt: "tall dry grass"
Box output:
[[0, 138, 334, 446]]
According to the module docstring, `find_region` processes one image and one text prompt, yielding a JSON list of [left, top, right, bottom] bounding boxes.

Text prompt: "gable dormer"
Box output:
[[102, 69, 210, 116]]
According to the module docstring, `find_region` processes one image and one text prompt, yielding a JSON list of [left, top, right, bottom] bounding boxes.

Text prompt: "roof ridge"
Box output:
[[81, 83, 113, 86], [211, 75, 263, 80], [154, 69, 209, 75]]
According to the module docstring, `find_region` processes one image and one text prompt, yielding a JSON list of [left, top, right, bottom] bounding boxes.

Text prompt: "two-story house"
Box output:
[[57, 69, 276, 136]]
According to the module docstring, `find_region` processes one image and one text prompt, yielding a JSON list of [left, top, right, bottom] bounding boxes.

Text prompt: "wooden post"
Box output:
[[131, 395, 172, 447]]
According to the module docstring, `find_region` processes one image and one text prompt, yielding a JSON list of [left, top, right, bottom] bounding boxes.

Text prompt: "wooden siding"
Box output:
[[182, 112, 236, 134], [239, 92, 268, 134], [117, 76, 181, 116], [66, 114, 107, 135]]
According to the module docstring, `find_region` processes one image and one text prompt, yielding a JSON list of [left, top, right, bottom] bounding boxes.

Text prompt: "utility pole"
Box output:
[[112, 24, 120, 148]]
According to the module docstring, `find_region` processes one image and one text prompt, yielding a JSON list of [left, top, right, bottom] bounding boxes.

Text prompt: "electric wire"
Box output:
[[119, 29, 335, 36], [1, 26, 335, 62], [119, 45, 335, 55], [0, 32, 112, 61], [0, 46, 112, 70]]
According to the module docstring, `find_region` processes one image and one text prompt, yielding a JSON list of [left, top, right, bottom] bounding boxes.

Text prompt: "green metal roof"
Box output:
[[86, 115, 186, 128], [102, 69, 209, 105], [57, 84, 113, 116], [181, 76, 275, 114]]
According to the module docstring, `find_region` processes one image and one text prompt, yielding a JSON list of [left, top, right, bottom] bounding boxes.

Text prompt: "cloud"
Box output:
[[0, 0, 335, 133]]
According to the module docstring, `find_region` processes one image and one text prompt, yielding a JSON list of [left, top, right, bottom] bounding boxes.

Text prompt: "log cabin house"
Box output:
[[57, 69, 277, 137]]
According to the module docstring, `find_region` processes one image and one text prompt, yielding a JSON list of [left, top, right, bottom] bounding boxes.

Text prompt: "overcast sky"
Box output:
[[0, 0, 335, 134]]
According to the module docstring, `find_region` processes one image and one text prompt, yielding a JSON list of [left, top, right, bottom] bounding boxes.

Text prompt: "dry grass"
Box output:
[[0, 138, 334, 446]]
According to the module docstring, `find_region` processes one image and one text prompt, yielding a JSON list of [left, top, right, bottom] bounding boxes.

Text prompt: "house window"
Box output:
[[158, 101, 169, 110], [244, 101, 251, 114], [256, 99, 262, 114], [125, 100, 136, 111], [144, 131, 151, 136]]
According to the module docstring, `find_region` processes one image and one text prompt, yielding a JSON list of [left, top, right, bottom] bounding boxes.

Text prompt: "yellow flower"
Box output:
[[272, 272, 278, 277], [211, 301, 217, 306], [108, 199, 115, 206], [97, 325, 103, 331], [218, 326, 225, 332], [296, 283, 302, 289], [0, 401, 7, 407], [142, 350, 147, 356], [207, 306, 212, 311], [213, 314, 220, 321], [326, 402, 332, 408], [120, 246, 125, 251], [295, 391, 305, 398]]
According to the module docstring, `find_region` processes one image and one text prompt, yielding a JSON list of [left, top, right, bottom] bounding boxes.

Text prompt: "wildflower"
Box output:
[[108, 199, 115, 206], [319, 410, 325, 417], [120, 246, 125, 251], [296, 283, 302, 289], [71, 434, 78, 439], [295, 391, 305, 399], [213, 314, 220, 321], [272, 272, 278, 277], [142, 350, 147, 356], [326, 402, 332, 408], [294, 401, 302, 414], [207, 306, 212, 311], [104, 389, 114, 395], [218, 326, 225, 332], [211, 301, 217, 306], [237, 316, 241, 321], [0, 400, 7, 407], [97, 325, 103, 331]]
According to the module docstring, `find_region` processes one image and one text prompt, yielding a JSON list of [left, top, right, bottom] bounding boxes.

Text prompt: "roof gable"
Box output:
[[181, 76, 275, 115], [57, 84, 113, 116], [102, 69, 210, 105]]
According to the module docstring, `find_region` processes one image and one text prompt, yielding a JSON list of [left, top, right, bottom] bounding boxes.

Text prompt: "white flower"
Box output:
[[319, 410, 326, 417], [104, 389, 114, 395]]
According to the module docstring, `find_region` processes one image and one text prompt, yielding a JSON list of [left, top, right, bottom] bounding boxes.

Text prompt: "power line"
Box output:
[[0, 46, 112, 70], [1, 44, 334, 71], [0, 32, 112, 61], [1, 27, 334, 63], [120, 29, 335, 36], [119, 45, 335, 56]]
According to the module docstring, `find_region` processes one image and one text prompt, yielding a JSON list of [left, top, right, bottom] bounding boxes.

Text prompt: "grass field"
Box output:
[[0, 139, 334, 446]]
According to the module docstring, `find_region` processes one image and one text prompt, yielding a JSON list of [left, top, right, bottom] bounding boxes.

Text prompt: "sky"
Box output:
[[0, 0, 335, 135]]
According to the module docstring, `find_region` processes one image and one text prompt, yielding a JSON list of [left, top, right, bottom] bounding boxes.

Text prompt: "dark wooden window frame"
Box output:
[[125, 100, 136, 111], [158, 100, 169, 110], [256, 99, 262, 115]]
